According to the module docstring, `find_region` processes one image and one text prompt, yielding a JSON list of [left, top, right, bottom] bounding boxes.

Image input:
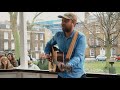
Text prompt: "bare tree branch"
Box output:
[[111, 29, 120, 43], [76, 14, 104, 43], [32, 12, 43, 24], [29, 12, 43, 30], [111, 13, 120, 30]]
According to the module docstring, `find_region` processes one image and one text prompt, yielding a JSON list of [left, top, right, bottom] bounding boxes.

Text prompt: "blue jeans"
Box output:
[[57, 74, 86, 78]]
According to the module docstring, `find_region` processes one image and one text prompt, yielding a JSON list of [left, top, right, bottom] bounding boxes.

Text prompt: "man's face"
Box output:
[[61, 18, 74, 32]]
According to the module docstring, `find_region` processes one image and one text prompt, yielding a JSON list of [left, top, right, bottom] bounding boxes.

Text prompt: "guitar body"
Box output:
[[49, 46, 64, 72]]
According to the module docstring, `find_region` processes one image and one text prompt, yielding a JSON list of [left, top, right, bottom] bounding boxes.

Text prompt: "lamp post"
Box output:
[[94, 45, 96, 58]]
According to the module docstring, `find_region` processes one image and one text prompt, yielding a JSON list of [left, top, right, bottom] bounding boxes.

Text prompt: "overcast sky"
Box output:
[[0, 12, 84, 22]]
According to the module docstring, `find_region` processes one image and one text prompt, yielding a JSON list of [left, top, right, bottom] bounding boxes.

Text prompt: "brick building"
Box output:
[[77, 12, 120, 59], [0, 28, 52, 59]]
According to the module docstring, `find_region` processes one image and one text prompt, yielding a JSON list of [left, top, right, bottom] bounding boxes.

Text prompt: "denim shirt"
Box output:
[[44, 30, 86, 78]]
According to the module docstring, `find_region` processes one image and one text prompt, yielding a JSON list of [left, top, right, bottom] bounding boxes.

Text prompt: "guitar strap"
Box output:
[[65, 31, 79, 61]]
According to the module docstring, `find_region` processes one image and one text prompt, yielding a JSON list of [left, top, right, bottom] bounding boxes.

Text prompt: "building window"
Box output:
[[100, 48, 105, 56], [4, 41, 8, 50], [11, 42, 15, 50], [111, 48, 116, 56], [40, 33, 43, 40], [40, 42, 44, 51], [89, 38, 94, 46], [90, 48, 95, 57], [4, 32, 8, 39], [35, 42, 38, 51], [11, 33, 14, 40], [96, 39, 100, 46], [35, 34, 38, 40], [6, 24, 10, 29]]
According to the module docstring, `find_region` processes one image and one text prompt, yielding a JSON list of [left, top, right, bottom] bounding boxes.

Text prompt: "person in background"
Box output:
[[28, 60, 40, 70], [7, 53, 18, 67], [0, 56, 14, 69], [38, 52, 48, 70]]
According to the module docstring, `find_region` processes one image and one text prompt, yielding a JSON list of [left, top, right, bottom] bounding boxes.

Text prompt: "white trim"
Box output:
[[90, 48, 95, 57]]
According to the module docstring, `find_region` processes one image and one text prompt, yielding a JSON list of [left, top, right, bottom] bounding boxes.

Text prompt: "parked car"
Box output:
[[96, 55, 107, 61], [115, 54, 120, 61]]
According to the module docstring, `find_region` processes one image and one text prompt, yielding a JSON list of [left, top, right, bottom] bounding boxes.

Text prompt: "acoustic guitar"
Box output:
[[48, 46, 72, 72]]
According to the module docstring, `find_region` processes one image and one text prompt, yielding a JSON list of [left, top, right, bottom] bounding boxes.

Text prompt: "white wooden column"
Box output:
[[19, 12, 28, 69]]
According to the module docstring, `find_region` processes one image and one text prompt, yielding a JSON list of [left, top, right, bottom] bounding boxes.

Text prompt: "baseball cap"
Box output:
[[58, 12, 77, 23]]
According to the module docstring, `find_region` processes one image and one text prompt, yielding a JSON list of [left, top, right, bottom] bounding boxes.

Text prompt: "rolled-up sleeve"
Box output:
[[67, 34, 86, 67], [44, 33, 58, 54]]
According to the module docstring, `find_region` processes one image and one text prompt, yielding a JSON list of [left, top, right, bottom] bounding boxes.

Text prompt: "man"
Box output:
[[27, 60, 40, 70], [44, 12, 86, 78]]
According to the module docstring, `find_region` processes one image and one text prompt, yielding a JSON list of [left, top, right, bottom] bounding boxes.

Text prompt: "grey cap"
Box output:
[[58, 12, 77, 23]]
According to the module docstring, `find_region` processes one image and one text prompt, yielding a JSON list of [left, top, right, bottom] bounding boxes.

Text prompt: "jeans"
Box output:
[[57, 74, 86, 78], [80, 74, 86, 78]]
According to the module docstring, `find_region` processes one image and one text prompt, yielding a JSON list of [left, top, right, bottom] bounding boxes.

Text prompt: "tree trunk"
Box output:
[[30, 32, 35, 58], [12, 29, 20, 60], [104, 41, 111, 73], [9, 12, 20, 60]]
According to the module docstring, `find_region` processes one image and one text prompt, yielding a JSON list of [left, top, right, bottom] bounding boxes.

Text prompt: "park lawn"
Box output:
[[84, 60, 120, 74]]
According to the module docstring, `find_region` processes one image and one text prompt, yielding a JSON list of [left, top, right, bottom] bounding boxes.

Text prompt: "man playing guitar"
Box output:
[[43, 13, 86, 78]]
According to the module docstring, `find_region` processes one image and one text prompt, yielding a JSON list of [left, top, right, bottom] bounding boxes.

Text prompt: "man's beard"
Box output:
[[62, 27, 71, 32], [62, 24, 73, 32], [63, 29, 71, 32]]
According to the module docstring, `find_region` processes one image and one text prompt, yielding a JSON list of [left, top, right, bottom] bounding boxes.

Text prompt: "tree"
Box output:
[[9, 12, 20, 60], [27, 12, 43, 58], [78, 12, 120, 72], [9, 12, 43, 61]]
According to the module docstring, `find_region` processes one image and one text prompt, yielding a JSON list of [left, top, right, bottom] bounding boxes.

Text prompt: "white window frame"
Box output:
[[111, 48, 116, 56], [4, 41, 8, 50], [11, 33, 14, 40], [96, 39, 99, 46], [90, 48, 95, 57], [4, 32, 9, 39], [100, 48, 105, 56], [40, 33, 43, 40], [89, 38, 94, 46], [35, 43, 38, 51], [40, 42, 44, 51], [11, 42, 15, 50], [6, 24, 10, 29], [35, 34, 38, 40]]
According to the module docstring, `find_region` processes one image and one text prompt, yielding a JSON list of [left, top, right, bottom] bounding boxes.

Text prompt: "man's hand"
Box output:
[[57, 62, 65, 72]]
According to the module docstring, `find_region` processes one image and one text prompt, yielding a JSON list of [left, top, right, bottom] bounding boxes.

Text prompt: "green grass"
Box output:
[[84, 60, 120, 74]]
